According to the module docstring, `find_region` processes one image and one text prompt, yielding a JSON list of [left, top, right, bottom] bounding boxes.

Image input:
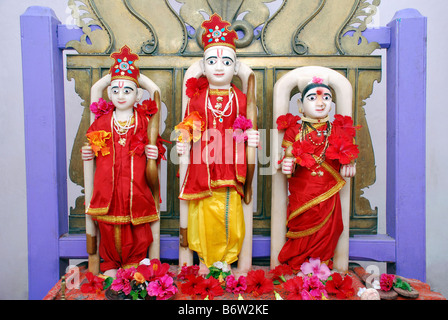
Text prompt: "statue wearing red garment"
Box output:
[[81, 45, 163, 278], [277, 77, 358, 271], [176, 14, 259, 276]]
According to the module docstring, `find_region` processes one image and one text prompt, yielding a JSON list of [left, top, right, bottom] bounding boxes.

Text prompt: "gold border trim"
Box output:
[[286, 200, 336, 239], [93, 213, 158, 225], [287, 161, 345, 223], [86, 206, 110, 215]]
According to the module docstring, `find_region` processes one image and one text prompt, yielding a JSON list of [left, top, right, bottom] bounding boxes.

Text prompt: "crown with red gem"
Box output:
[[201, 13, 238, 51], [109, 45, 140, 86]]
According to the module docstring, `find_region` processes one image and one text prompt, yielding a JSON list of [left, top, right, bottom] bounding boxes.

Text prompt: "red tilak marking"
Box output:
[[217, 48, 223, 58], [316, 89, 323, 95], [118, 81, 124, 88]]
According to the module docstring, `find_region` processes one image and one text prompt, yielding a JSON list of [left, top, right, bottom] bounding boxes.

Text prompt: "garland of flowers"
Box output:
[[276, 113, 361, 168], [79, 257, 359, 300]]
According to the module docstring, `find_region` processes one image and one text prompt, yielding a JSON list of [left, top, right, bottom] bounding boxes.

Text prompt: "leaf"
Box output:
[[395, 278, 412, 291], [103, 277, 113, 290], [130, 290, 139, 300], [140, 290, 148, 298]]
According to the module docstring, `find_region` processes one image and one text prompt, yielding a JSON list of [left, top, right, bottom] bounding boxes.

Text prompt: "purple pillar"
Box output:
[[21, 6, 68, 299], [386, 9, 427, 281]]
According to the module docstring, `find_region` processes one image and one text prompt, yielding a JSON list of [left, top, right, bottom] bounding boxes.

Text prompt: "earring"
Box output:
[[299, 107, 303, 114]]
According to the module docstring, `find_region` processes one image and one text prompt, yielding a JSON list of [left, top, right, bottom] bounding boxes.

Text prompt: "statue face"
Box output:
[[302, 86, 332, 119], [202, 46, 238, 88], [108, 79, 141, 111]]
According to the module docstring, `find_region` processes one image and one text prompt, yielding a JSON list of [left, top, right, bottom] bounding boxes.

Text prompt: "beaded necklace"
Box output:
[[113, 111, 135, 146], [300, 120, 332, 176]]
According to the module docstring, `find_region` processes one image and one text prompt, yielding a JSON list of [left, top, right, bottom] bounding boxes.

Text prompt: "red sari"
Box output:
[[278, 122, 346, 270], [86, 110, 158, 272]]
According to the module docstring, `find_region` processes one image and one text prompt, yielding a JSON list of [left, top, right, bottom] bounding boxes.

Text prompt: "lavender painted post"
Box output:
[[386, 9, 427, 281], [21, 7, 68, 299]]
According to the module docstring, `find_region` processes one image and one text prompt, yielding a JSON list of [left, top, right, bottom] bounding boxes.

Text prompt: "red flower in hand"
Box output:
[[80, 272, 104, 294], [276, 113, 301, 130], [186, 77, 209, 98], [196, 277, 224, 300], [325, 273, 355, 299], [246, 269, 274, 297], [136, 99, 158, 117], [284, 276, 305, 300], [291, 140, 316, 168], [326, 135, 359, 165]]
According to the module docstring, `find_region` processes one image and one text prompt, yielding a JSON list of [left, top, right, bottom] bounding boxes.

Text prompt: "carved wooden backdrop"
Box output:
[[66, 0, 382, 237]]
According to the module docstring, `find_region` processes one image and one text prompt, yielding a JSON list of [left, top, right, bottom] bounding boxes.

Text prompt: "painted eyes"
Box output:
[[222, 59, 233, 66], [112, 88, 133, 94], [206, 58, 233, 66], [306, 94, 332, 101]]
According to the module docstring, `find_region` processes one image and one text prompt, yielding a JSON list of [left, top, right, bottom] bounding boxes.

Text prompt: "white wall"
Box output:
[[0, 0, 446, 299]]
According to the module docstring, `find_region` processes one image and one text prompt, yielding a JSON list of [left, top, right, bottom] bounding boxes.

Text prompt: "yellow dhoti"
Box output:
[[187, 187, 245, 267]]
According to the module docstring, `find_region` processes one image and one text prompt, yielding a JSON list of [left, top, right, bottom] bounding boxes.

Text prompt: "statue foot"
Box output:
[[198, 262, 209, 277], [233, 267, 250, 279]]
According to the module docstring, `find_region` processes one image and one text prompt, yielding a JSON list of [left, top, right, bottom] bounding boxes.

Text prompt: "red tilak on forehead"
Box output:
[[316, 89, 323, 95], [118, 81, 124, 88], [217, 48, 223, 58]]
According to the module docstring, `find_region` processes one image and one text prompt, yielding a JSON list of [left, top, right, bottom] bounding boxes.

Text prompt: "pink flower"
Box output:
[[303, 275, 328, 300], [90, 98, 114, 120], [147, 274, 178, 300], [111, 267, 136, 295], [300, 258, 331, 281], [380, 274, 395, 292], [312, 76, 324, 84], [225, 275, 247, 294], [232, 115, 253, 143]]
